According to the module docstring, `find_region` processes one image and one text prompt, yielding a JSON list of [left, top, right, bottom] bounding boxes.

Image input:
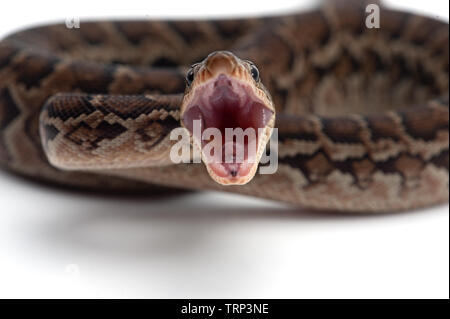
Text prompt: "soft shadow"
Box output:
[[31, 198, 422, 259], [2, 169, 438, 260]]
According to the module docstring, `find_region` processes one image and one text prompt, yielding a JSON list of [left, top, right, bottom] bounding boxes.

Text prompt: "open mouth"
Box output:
[[182, 74, 274, 183]]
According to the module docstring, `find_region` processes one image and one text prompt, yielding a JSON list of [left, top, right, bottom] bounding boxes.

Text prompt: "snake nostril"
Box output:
[[205, 51, 237, 75]]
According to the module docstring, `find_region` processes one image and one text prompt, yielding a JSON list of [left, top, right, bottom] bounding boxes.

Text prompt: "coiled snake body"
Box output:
[[0, 1, 448, 212]]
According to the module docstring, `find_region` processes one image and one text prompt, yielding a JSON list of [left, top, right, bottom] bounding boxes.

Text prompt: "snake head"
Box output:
[[181, 51, 276, 185]]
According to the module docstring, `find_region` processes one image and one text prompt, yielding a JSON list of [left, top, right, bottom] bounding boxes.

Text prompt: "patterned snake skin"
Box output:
[[0, 1, 448, 211]]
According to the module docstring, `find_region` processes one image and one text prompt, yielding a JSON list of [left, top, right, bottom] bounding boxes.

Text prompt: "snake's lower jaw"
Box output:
[[192, 128, 273, 186], [207, 162, 259, 186]]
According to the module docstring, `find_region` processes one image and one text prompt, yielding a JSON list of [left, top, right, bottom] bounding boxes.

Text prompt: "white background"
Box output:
[[0, 0, 448, 299]]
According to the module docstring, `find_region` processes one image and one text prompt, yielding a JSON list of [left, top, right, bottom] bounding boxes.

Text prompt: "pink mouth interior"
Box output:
[[182, 74, 273, 179]]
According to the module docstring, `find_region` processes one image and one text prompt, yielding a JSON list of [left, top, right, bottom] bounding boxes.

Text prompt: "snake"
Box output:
[[0, 0, 448, 212]]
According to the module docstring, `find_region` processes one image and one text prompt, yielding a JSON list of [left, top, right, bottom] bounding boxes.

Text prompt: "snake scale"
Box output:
[[0, 1, 448, 212]]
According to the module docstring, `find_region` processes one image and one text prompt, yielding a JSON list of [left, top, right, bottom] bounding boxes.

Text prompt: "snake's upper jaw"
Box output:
[[182, 73, 275, 185]]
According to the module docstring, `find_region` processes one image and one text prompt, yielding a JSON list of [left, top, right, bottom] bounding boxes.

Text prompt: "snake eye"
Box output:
[[250, 65, 259, 82], [186, 68, 195, 85]]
